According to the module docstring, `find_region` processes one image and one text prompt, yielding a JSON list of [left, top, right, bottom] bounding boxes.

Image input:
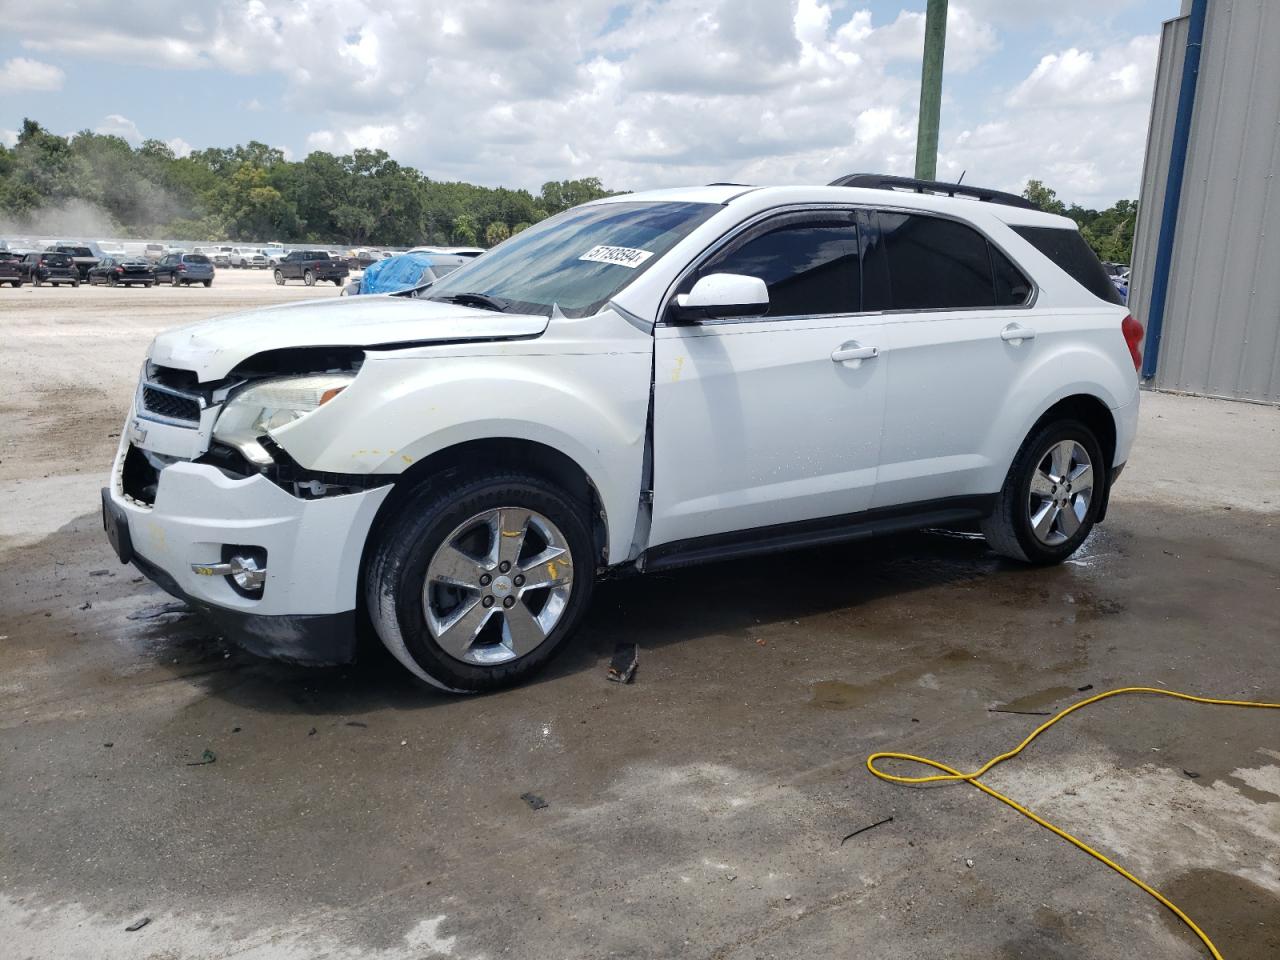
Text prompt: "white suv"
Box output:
[[103, 176, 1143, 691]]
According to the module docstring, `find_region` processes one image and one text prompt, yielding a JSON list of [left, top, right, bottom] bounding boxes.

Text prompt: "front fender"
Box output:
[[272, 350, 652, 563]]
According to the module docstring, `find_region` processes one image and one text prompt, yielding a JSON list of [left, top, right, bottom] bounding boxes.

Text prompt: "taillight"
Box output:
[[114, 266, 124, 274], [177, 263, 186, 271], [1121, 314, 1144, 372]]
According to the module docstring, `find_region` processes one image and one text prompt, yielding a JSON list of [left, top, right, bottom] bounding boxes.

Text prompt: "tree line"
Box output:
[[0, 119, 617, 246], [0, 120, 1138, 261]]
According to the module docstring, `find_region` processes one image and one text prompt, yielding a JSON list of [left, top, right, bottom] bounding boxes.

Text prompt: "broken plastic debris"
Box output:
[[521, 792, 549, 810], [125, 917, 151, 932], [607, 642, 638, 684]]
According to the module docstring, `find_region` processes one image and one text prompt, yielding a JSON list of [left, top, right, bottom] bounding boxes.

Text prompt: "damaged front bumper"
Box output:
[[105, 437, 391, 664]]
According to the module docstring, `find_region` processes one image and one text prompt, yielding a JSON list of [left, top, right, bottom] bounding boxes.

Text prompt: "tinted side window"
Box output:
[[699, 217, 859, 317], [1012, 225, 1123, 304], [991, 245, 1032, 305], [874, 212, 995, 310]]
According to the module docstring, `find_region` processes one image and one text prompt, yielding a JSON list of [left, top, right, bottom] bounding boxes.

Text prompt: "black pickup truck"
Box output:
[[273, 250, 349, 287]]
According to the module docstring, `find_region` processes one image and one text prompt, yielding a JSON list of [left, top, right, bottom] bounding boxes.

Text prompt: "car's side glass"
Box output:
[[991, 245, 1032, 305], [692, 215, 860, 319], [875, 211, 996, 310]]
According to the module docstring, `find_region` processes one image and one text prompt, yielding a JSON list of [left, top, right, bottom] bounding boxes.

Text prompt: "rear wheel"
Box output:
[[71, 277, 80, 288], [107, 274, 117, 287], [32, 275, 41, 287], [982, 418, 1105, 564], [171, 274, 181, 287], [303, 270, 315, 286], [365, 472, 595, 692], [274, 269, 285, 285], [203, 279, 212, 287]]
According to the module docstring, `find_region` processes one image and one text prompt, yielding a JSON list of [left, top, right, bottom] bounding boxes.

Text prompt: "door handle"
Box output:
[[1000, 323, 1037, 343], [831, 342, 879, 363]]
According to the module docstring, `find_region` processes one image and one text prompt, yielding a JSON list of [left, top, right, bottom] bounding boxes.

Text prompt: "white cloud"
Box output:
[[1007, 35, 1160, 107], [1, 129, 18, 148], [166, 136, 193, 158], [94, 114, 143, 144], [0, 57, 64, 91], [947, 33, 1162, 206], [8, 1, 1162, 207]]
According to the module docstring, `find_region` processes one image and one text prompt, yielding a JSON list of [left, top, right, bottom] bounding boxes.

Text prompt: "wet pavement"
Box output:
[[3, 483, 1279, 958]]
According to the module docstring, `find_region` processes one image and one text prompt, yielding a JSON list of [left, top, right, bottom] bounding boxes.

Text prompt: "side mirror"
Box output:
[[670, 273, 769, 323]]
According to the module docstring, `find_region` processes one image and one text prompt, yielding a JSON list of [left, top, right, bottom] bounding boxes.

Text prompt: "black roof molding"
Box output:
[[828, 173, 1038, 210]]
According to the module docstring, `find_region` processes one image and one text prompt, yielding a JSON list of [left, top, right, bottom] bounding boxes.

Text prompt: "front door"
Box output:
[[649, 210, 887, 548]]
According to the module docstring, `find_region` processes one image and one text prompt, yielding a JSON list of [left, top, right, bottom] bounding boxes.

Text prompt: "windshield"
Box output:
[[427, 200, 718, 318]]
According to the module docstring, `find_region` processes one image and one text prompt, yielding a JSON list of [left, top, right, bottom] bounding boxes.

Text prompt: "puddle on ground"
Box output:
[[994, 685, 1081, 713], [1159, 869, 1280, 960]]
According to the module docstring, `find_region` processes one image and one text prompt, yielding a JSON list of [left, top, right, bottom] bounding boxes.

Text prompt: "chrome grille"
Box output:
[[141, 384, 201, 423]]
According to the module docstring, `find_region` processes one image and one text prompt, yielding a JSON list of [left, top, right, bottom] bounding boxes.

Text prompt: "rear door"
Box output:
[[650, 209, 888, 547], [864, 209, 1037, 508]]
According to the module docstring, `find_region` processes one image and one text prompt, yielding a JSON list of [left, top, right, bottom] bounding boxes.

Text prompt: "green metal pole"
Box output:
[[914, 0, 948, 181]]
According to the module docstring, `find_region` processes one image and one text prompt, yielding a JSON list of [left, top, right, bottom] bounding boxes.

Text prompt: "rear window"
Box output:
[[1011, 225, 1123, 304], [44, 253, 72, 266], [308, 251, 331, 260], [184, 254, 211, 264]]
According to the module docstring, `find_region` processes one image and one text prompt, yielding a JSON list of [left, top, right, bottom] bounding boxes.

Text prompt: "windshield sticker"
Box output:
[[579, 245, 654, 269]]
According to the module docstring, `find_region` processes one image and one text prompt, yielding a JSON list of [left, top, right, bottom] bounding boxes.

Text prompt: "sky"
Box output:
[[0, 0, 1181, 208]]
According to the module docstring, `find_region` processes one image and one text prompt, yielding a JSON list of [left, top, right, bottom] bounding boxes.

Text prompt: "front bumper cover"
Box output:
[[105, 449, 391, 664]]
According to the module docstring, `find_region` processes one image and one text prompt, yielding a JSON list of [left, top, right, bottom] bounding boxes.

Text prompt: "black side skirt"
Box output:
[[638, 494, 996, 573]]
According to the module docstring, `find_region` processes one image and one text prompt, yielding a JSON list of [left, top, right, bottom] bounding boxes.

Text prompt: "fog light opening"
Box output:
[[223, 545, 268, 598]]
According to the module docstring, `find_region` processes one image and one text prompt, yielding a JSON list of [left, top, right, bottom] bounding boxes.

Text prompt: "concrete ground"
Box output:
[[2, 271, 1278, 960]]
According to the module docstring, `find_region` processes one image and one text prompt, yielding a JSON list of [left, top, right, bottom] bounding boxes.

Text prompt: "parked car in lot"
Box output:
[[21, 251, 80, 286], [88, 256, 157, 287], [47, 243, 99, 280], [273, 249, 349, 286], [341, 251, 466, 296], [209, 246, 234, 268], [230, 247, 268, 269], [152, 252, 215, 287], [0, 251, 23, 287], [104, 175, 1142, 692], [261, 246, 288, 266]]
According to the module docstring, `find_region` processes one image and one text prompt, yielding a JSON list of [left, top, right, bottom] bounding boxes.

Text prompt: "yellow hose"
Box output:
[[867, 686, 1280, 959]]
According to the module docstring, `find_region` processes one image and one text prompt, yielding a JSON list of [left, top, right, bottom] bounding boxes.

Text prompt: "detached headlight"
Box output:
[[213, 374, 354, 464]]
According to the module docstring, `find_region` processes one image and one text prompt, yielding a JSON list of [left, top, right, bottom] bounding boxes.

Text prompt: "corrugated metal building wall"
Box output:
[[1129, 0, 1280, 404]]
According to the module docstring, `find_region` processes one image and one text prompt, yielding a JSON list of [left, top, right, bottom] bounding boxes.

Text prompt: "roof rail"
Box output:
[[828, 173, 1038, 210]]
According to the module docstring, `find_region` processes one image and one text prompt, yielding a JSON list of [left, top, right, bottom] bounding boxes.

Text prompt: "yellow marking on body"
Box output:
[[671, 356, 685, 382]]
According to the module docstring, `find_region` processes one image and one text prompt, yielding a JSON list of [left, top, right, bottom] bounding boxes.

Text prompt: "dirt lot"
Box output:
[[2, 271, 1279, 959]]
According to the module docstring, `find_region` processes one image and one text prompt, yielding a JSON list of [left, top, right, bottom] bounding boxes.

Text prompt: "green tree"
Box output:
[[512, 221, 532, 234], [452, 214, 478, 246], [1021, 179, 1066, 215], [539, 177, 614, 215], [484, 221, 511, 247]]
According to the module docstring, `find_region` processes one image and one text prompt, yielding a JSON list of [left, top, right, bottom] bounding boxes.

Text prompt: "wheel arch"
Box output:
[[1020, 392, 1119, 522], [361, 437, 610, 578]]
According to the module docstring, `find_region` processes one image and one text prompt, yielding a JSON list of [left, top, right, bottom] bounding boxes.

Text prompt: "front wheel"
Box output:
[[365, 472, 595, 692], [273, 269, 285, 286], [982, 418, 1106, 564]]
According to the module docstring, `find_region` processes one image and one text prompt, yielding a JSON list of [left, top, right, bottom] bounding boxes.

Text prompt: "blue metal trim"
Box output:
[[1142, 0, 1208, 379]]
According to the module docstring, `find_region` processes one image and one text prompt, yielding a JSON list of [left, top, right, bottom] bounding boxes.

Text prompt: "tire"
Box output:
[[107, 274, 117, 287], [981, 418, 1106, 565], [333, 278, 343, 286], [72, 277, 80, 288], [303, 270, 315, 286], [171, 273, 181, 287], [32, 275, 41, 287], [203, 279, 212, 287], [274, 269, 285, 286], [10, 280, 19, 288], [365, 471, 596, 693]]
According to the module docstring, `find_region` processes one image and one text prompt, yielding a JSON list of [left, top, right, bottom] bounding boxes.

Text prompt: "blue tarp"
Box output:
[[357, 251, 435, 294]]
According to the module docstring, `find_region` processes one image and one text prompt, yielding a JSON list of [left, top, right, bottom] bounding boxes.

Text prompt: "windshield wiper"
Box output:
[[429, 292, 510, 312]]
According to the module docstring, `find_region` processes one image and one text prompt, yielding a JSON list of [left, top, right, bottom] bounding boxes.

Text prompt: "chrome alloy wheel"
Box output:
[[423, 507, 574, 665], [1027, 439, 1094, 546]]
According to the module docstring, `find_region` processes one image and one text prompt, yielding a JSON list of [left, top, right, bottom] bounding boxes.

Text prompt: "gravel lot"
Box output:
[[2, 271, 1278, 959]]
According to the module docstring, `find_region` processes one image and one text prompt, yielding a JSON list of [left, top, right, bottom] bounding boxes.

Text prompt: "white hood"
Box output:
[[148, 295, 549, 381]]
